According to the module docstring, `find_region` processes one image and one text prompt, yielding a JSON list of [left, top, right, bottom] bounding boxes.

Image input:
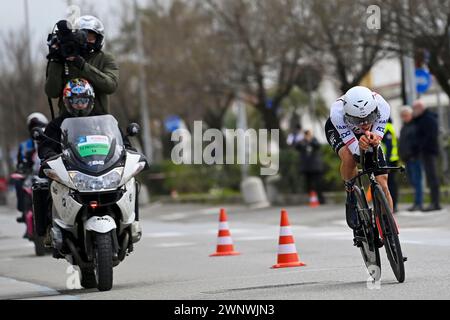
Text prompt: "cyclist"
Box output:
[[14, 113, 48, 223], [325, 86, 393, 246]]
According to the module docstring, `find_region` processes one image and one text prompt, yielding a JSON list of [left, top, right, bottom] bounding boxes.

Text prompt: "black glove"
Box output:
[[41, 152, 58, 163], [16, 163, 26, 174], [69, 55, 86, 70]]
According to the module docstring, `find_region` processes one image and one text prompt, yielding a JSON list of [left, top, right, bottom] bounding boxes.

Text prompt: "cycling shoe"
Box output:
[[375, 237, 384, 248], [353, 228, 364, 247], [346, 192, 360, 230]]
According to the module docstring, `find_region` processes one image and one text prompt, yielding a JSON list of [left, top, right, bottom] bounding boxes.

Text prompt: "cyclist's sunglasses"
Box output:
[[345, 108, 379, 126]]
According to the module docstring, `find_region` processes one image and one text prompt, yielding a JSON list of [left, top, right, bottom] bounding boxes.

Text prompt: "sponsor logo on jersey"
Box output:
[[341, 131, 351, 139]]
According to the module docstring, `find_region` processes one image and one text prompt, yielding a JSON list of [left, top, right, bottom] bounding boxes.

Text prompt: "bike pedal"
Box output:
[[375, 239, 384, 249], [353, 238, 363, 248], [403, 257, 408, 262]]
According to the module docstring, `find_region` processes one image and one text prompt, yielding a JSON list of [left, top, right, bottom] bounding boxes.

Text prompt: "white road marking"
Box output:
[[402, 240, 424, 245], [199, 207, 224, 215], [153, 242, 196, 248], [397, 209, 448, 217], [0, 243, 34, 251], [144, 232, 185, 238], [333, 220, 349, 227], [0, 276, 79, 300], [229, 228, 252, 234], [159, 213, 188, 221], [235, 236, 274, 241], [311, 232, 350, 237]]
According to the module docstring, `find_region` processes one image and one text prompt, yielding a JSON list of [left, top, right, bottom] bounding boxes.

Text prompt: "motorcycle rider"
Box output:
[[14, 113, 49, 224], [46, 15, 119, 115], [38, 78, 141, 245], [40, 78, 135, 159]]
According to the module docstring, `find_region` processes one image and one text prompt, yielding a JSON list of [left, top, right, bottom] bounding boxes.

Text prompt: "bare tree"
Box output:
[[203, 0, 319, 146], [0, 31, 48, 171], [305, 0, 392, 93], [114, 0, 237, 132], [383, 0, 450, 99]]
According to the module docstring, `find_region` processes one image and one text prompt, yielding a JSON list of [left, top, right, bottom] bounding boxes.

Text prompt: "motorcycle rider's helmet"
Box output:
[[343, 86, 380, 126], [74, 15, 105, 52], [63, 78, 95, 117], [27, 112, 49, 133]]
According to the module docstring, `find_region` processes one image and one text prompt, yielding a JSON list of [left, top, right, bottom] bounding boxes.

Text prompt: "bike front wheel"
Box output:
[[354, 186, 381, 281], [373, 184, 405, 283]]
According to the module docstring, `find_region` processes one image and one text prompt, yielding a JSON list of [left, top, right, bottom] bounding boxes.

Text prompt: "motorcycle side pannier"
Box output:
[[32, 178, 50, 237]]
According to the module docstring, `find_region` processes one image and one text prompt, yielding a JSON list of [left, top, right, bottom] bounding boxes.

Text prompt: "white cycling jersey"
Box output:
[[330, 92, 391, 156]]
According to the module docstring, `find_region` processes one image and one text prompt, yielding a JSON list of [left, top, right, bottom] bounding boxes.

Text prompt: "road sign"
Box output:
[[415, 68, 432, 94], [164, 115, 182, 133]]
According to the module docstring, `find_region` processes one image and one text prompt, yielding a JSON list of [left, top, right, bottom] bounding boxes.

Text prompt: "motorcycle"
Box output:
[[33, 114, 147, 291], [10, 171, 48, 256]]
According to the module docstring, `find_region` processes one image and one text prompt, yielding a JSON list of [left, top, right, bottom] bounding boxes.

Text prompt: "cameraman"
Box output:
[[45, 16, 119, 115]]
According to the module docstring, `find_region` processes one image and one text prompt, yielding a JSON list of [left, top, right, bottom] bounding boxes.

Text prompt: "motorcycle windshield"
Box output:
[[61, 115, 124, 174]]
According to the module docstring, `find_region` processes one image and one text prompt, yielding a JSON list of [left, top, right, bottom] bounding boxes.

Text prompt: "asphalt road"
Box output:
[[1, 202, 450, 300]]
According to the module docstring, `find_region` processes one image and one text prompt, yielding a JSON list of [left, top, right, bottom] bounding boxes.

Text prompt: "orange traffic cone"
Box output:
[[309, 191, 320, 208], [210, 209, 240, 257], [272, 209, 306, 269], [366, 186, 373, 203]]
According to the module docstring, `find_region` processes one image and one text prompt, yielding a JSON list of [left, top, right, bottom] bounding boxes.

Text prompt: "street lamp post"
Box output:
[[134, 0, 153, 163], [400, 0, 417, 106]]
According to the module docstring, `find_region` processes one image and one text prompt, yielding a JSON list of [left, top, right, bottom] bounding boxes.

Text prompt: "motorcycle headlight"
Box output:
[[68, 168, 124, 192]]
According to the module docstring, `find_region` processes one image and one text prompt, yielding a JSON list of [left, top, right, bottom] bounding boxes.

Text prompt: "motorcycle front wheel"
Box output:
[[94, 232, 113, 291]]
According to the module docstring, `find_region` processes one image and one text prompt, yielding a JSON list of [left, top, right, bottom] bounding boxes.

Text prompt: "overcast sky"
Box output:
[[0, 0, 146, 58]]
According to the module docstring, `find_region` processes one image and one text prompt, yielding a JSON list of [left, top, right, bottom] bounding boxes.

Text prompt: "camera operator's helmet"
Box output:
[[343, 86, 380, 126], [74, 15, 105, 51], [63, 78, 95, 117], [27, 112, 49, 133]]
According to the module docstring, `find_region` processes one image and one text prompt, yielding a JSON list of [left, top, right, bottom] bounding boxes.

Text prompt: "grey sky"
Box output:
[[0, 0, 139, 58]]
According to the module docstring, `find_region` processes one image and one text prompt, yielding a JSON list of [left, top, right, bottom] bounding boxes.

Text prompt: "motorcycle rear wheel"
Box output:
[[34, 236, 46, 256]]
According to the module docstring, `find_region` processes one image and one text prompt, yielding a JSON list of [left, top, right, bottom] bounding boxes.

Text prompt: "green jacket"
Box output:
[[45, 51, 119, 115]]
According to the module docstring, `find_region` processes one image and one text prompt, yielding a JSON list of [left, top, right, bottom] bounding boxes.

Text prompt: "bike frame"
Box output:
[[352, 145, 404, 239]]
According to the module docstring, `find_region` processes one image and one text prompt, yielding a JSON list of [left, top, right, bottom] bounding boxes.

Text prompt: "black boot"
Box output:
[[16, 212, 25, 223]]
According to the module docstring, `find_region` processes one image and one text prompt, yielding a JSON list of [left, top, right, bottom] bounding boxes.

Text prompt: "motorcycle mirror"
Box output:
[[31, 127, 44, 141], [31, 127, 65, 148], [127, 123, 140, 137]]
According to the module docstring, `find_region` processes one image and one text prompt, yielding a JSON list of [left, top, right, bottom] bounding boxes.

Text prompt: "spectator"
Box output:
[[399, 106, 423, 211], [413, 100, 441, 212], [382, 118, 400, 212], [287, 124, 304, 146], [296, 130, 325, 204]]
